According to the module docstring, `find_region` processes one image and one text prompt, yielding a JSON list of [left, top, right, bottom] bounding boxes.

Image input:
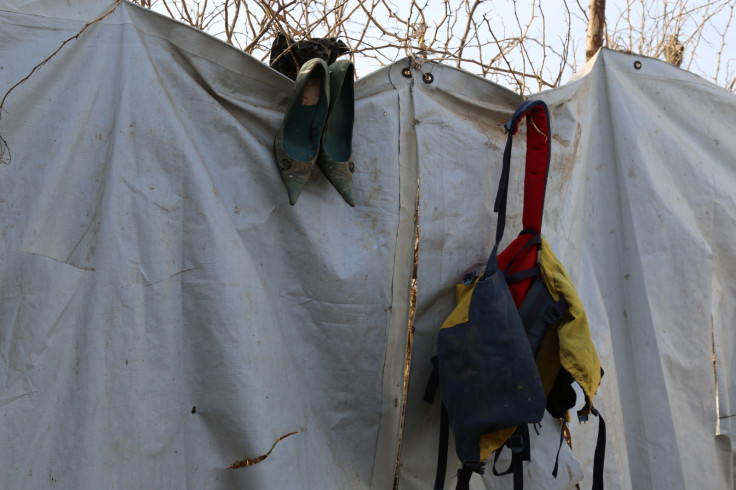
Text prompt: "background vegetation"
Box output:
[[132, 0, 736, 94]]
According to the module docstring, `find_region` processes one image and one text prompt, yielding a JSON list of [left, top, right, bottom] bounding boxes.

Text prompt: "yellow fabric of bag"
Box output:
[[538, 236, 601, 411], [441, 236, 601, 461]]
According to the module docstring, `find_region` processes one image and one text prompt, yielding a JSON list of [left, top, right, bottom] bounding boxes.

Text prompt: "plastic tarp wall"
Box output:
[[0, 3, 411, 488], [1, 2, 734, 489], [400, 46, 736, 490]]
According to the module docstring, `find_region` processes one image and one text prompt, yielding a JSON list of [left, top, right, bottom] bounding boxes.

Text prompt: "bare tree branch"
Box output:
[[137, 0, 736, 94]]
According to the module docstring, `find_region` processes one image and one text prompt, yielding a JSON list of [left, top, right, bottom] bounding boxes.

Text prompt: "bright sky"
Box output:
[[149, 0, 736, 92]]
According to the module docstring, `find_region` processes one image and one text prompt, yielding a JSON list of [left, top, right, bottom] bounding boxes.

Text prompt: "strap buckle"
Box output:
[[460, 460, 486, 475], [507, 434, 524, 454], [463, 270, 478, 285], [504, 119, 513, 134]]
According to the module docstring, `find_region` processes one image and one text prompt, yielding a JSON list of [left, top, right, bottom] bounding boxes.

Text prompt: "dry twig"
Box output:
[[125, 0, 736, 94]]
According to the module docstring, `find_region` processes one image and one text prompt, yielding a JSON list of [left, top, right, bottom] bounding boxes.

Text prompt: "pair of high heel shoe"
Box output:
[[273, 58, 355, 207]]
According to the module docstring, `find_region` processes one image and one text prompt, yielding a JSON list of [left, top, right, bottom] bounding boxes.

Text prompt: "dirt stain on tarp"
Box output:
[[228, 430, 303, 469], [558, 123, 582, 188]]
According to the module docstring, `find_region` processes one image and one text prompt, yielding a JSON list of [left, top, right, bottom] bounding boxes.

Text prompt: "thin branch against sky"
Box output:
[[134, 0, 736, 94]]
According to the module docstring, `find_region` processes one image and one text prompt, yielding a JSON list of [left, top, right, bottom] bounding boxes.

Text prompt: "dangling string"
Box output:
[[552, 419, 566, 478]]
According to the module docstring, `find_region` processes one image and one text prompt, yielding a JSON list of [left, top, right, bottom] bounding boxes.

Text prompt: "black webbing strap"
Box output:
[[512, 451, 523, 490], [424, 357, 439, 404], [502, 231, 542, 290], [510, 425, 528, 490], [503, 232, 542, 276], [456, 460, 485, 490], [455, 465, 473, 490], [491, 426, 528, 490], [493, 123, 515, 246], [423, 357, 448, 490], [433, 404, 450, 490], [552, 419, 566, 478], [591, 407, 606, 490], [506, 265, 541, 285]]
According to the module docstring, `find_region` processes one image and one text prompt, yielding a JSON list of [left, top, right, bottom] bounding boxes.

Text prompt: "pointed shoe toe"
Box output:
[[273, 58, 330, 205], [317, 152, 355, 207], [273, 133, 314, 205], [318, 60, 356, 207]]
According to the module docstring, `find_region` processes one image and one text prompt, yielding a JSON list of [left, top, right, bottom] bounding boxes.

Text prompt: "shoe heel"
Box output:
[[318, 60, 355, 207]]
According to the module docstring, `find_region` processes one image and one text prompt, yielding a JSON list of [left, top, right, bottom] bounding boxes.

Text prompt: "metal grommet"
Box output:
[[633, 60, 642, 70], [422, 72, 434, 84], [401, 67, 412, 78], [348, 161, 355, 173]]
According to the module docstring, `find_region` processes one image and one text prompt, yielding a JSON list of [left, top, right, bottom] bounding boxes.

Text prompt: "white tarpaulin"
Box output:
[[1, 2, 734, 489]]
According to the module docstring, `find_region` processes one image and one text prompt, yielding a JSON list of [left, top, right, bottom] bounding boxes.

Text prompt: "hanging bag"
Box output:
[[431, 101, 553, 489], [426, 100, 605, 490]]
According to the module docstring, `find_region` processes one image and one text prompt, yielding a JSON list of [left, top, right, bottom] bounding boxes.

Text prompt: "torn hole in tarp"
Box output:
[[393, 181, 421, 489]]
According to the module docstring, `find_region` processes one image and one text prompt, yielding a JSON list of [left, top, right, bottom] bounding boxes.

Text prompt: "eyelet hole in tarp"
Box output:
[[634, 60, 642, 69]]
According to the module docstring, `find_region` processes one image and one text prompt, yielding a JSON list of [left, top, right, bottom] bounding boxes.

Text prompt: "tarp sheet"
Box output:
[[400, 46, 736, 490], [1, 2, 734, 489]]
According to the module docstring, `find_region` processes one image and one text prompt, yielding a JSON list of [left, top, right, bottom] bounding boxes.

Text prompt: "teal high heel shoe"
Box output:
[[273, 58, 330, 205], [318, 60, 355, 207]]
